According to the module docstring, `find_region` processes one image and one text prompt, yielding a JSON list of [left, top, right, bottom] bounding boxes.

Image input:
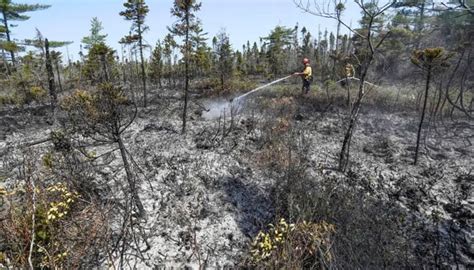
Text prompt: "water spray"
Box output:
[[231, 75, 292, 103], [203, 75, 292, 120]]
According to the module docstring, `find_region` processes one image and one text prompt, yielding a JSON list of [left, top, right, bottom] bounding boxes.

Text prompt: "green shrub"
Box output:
[[248, 218, 335, 269], [197, 77, 257, 97], [0, 94, 15, 105]]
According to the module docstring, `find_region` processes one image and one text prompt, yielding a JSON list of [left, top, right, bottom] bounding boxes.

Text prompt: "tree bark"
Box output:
[[55, 59, 63, 93], [2, 10, 16, 66], [138, 23, 147, 108], [339, 56, 372, 171], [117, 135, 145, 218], [182, 9, 190, 134], [100, 54, 109, 83], [1, 48, 10, 75], [414, 66, 431, 165], [332, 9, 342, 80], [45, 39, 57, 113]]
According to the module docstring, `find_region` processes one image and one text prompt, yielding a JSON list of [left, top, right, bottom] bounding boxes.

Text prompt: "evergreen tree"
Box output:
[[251, 42, 260, 75], [81, 17, 108, 50], [24, 28, 72, 56], [120, 0, 149, 107], [0, 0, 49, 65], [235, 50, 244, 76], [301, 27, 313, 59], [149, 40, 163, 88], [213, 30, 233, 90], [261, 26, 295, 77], [82, 42, 117, 84], [190, 25, 210, 77], [162, 33, 176, 86], [169, 0, 202, 134]]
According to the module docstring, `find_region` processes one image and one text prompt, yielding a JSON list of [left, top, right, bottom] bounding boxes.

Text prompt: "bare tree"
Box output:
[[45, 39, 57, 115], [411, 48, 452, 164]]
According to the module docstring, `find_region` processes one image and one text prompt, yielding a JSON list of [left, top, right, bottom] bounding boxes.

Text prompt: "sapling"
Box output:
[[411, 47, 451, 164]]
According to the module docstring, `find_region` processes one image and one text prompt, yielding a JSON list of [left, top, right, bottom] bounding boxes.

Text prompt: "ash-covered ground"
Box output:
[[0, 87, 472, 269]]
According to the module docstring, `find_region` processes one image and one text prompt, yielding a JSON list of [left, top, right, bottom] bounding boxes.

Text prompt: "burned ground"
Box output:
[[0, 86, 472, 268]]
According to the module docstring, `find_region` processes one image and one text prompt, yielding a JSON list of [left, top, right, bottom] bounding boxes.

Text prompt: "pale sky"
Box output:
[[15, 0, 364, 61]]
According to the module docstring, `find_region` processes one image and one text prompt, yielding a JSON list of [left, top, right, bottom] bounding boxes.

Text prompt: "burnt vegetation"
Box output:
[[0, 0, 473, 269]]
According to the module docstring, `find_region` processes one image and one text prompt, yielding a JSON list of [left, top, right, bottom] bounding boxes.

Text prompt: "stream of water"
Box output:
[[202, 75, 292, 120]]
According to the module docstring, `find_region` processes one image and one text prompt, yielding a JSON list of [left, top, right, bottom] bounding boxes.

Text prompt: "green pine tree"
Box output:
[[0, 0, 49, 65], [213, 30, 234, 90], [81, 17, 108, 50], [120, 0, 149, 107], [168, 0, 202, 134]]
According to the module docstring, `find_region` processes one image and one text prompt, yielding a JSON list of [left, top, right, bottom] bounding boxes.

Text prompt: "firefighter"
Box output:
[[293, 58, 313, 94]]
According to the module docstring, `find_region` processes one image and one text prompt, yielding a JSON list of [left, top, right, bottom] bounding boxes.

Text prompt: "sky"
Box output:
[[15, 0, 363, 61]]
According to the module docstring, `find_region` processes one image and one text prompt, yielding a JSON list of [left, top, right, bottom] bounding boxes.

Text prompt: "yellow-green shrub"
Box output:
[[248, 219, 335, 269], [0, 181, 108, 269], [0, 95, 15, 105]]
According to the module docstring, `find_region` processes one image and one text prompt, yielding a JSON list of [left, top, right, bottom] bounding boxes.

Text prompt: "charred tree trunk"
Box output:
[[414, 65, 431, 165], [220, 72, 225, 91], [55, 59, 63, 93], [138, 23, 147, 108], [332, 9, 342, 80], [45, 39, 57, 114], [345, 77, 351, 108], [338, 62, 370, 171], [2, 10, 16, 67], [100, 54, 110, 83], [117, 135, 145, 218], [1, 48, 10, 75], [182, 9, 190, 134]]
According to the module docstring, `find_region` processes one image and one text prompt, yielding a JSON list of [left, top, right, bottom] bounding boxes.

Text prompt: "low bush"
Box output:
[[0, 181, 109, 269], [196, 76, 258, 97], [247, 218, 335, 269]]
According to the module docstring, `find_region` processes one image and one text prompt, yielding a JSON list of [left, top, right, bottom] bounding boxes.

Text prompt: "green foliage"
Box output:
[[336, 2, 345, 11], [0, 182, 78, 267], [161, 33, 177, 81], [82, 42, 117, 84], [119, 0, 149, 45], [0, 40, 19, 52], [196, 76, 257, 97], [0, 0, 50, 61], [81, 17, 108, 50], [149, 40, 163, 85], [168, 0, 202, 55], [249, 219, 335, 269], [261, 26, 295, 77], [358, 2, 387, 33], [62, 83, 134, 140], [0, 54, 48, 105], [29, 85, 46, 100], [213, 30, 234, 88], [42, 151, 54, 169], [411, 47, 452, 70], [24, 29, 72, 53], [190, 25, 211, 76], [435, 8, 474, 48], [0, 0, 50, 21]]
